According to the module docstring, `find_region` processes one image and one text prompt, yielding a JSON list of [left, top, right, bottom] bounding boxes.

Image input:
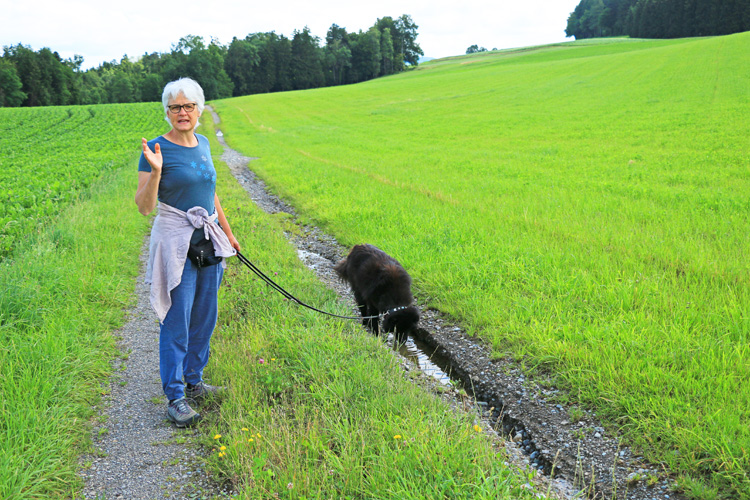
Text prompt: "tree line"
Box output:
[[566, 0, 750, 40], [0, 15, 422, 107]]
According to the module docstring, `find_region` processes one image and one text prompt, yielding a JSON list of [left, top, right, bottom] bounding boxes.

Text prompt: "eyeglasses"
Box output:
[[167, 103, 197, 114]]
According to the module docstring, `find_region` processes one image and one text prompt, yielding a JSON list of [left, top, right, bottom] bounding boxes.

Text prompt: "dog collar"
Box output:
[[383, 306, 408, 317]]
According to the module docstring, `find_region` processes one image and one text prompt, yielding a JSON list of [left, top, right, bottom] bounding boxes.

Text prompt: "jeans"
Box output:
[[159, 258, 224, 401]]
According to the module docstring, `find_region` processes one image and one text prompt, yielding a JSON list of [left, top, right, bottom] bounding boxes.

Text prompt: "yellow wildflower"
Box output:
[[241, 427, 249, 432], [220, 445, 227, 451], [473, 425, 482, 432], [393, 435, 402, 440], [213, 434, 222, 440]]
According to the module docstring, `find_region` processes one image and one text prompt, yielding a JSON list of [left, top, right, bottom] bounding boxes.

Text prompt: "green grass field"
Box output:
[[0, 104, 164, 259], [1, 105, 545, 497], [3, 33, 748, 500], [211, 33, 750, 499]]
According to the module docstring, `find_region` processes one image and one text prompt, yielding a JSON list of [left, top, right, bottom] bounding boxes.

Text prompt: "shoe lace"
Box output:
[[172, 398, 192, 415]]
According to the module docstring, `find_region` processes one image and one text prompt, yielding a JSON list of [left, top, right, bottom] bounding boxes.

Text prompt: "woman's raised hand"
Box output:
[[142, 138, 163, 173]]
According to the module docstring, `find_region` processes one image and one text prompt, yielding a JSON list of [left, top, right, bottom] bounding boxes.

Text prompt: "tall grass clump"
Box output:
[[199, 115, 546, 499], [211, 33, 750, 499], [0, 104, 164, 498]]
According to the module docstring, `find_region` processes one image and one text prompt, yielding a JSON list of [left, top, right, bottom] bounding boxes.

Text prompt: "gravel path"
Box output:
[[78, 244, 233, 500]]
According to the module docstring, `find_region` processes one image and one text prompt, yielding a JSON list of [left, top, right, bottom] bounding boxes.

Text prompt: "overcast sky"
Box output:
[[1, 0, 580, 70]]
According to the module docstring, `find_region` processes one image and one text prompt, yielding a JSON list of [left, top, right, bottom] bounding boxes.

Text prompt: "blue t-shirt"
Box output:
[[139, 133, 217, 243], [139, 133, 216, 213]]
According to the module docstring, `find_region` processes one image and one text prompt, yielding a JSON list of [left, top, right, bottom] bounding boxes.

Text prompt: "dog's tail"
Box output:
[[382, 305, 420, 335], [333, 258, 348, 281]]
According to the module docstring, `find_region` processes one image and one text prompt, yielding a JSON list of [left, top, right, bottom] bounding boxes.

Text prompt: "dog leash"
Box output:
[[235, 250, 381, 320]]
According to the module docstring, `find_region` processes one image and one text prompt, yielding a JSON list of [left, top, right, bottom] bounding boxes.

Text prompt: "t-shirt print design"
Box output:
[[190, 160, 217, 183]]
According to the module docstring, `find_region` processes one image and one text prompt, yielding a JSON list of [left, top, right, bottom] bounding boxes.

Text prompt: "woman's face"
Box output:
[[167, 92, 201, 133]]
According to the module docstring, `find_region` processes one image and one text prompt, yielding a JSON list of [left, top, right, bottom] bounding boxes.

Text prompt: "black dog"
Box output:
[[334, 244, 419, 336]]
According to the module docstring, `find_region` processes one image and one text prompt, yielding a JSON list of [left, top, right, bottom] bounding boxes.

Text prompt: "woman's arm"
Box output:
[[215, 193, 241, 252], [135, 139, 162, 215]]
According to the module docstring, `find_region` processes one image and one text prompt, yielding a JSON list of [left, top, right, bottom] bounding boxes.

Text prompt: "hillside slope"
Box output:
[[213, 33, 750, 499]]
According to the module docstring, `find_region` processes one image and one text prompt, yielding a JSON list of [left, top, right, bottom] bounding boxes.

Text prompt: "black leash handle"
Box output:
[[234, 251, 379, 320]]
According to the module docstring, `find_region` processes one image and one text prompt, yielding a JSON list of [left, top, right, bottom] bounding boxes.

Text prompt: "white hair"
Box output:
[[161, 77, 205, 126]]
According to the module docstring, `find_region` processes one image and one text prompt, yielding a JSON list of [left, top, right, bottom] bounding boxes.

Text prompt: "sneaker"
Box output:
[[185, 381, 225, 401], [167, 397, 201, 428]]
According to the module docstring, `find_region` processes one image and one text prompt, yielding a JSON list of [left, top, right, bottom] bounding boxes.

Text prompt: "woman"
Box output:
[[135, 77, 240, 427]]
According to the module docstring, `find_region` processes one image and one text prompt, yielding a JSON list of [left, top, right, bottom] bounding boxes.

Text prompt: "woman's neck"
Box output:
[[163, 128, 198, 147]]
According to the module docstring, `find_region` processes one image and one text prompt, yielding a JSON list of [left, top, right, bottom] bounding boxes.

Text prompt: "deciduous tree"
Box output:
[[0, 59, 26, 107]]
